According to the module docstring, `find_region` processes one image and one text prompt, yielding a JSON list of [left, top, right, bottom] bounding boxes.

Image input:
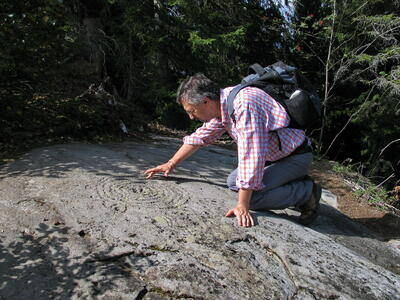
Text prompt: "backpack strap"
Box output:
[[227, 84, 284, 151], [227, 81, 285, 124], [227, 83, 253, 124]]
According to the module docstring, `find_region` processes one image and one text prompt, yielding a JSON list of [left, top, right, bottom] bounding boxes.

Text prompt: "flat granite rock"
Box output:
[[0, 137, 399, 300]]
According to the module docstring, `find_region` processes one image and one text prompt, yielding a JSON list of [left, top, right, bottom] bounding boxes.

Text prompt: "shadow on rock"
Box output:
[[356, 214, 400, 240], [0, 223, 144, 299], [0, 142, 235, 189], [270, 204, 400, 275], [160, 175, 228, 189]]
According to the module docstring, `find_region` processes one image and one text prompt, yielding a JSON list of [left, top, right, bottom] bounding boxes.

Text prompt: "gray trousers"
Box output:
[[226, 153, 313, 210]]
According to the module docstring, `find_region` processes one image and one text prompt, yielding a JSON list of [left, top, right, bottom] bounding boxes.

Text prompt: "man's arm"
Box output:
[[145, 117, 226, 179], [225, 89, 270, 227], [144, 144, 201, 179]]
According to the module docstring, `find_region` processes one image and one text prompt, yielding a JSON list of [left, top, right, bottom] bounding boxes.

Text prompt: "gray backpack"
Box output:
[[227, 61, 322, 131]]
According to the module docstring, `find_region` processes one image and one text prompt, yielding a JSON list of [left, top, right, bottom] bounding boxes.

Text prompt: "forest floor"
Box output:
[[309, 160, 400, 242]]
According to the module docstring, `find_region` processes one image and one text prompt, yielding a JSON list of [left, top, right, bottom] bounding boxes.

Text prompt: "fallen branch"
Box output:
[[379, 139, 400, 157]]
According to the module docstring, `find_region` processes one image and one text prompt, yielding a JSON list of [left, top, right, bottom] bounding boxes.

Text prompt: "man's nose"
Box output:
[[189, 114, 195, 120]]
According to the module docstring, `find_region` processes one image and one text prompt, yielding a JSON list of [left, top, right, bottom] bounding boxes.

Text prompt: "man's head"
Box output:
[[176, 73, 221, 122]]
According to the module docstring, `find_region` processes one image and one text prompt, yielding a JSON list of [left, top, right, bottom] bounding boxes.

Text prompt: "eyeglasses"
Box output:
[[185, 107, 198, 115], [184, 100, 207, 115]]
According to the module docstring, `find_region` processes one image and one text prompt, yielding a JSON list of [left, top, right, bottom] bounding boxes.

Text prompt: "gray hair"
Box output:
[[176, 73, 220, 105]]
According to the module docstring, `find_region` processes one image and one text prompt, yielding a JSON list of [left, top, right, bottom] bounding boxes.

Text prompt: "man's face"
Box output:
[[182, 98, 218, 122]]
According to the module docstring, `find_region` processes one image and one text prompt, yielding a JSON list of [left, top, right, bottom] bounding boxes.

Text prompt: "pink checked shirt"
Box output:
[[183, 86, 306, 190]]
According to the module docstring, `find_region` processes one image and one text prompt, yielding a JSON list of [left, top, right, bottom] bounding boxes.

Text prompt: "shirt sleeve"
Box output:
[[183, 118, 226, 146], [235, 99, 268, 191]]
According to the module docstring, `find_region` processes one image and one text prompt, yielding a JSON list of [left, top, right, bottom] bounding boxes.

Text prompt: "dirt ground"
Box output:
[[310, 160, 400, 242]]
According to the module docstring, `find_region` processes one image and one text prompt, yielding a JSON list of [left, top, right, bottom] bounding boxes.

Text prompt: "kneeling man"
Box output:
[[144, 73, 321, 227]]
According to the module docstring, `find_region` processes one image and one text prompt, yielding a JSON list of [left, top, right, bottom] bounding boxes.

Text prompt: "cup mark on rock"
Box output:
[[94, 177, 190, 209]]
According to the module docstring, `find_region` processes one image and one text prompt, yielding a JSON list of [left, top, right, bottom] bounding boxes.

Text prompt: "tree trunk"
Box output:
[[80, 0, 105, 78], [153, 0, 170, 86], [83, 17, 103, 77]]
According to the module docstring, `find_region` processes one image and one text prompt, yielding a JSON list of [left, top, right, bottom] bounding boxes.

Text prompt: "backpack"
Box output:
[[227, 61, 322, 131]]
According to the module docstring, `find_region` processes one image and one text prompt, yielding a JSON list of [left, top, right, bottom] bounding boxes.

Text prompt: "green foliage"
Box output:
[[353, 185, 392, 208], [332, 162, 353, 174], [188, 27, 246, 80], [291, 0, 400, 190], [0, 0, 72, 81], [155, 101, 191, 130], [100, 0, 290, 124]]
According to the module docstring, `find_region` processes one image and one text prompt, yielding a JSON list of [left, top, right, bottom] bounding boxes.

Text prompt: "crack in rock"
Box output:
[[86, 250, 152, 263]]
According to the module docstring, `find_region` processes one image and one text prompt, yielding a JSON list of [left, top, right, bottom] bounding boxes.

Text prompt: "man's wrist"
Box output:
[[167, 159, 176, 168], [238, 188, 253, 209]]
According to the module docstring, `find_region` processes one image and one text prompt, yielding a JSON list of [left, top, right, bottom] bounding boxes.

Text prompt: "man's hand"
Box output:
[[225, 205, 254, 227], [226, 189, 254, 227], [144, 161, 175, 179], [144, 144, 200, 179]]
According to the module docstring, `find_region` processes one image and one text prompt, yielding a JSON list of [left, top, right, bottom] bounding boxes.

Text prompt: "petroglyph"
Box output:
[[94, 177, 190, 210]]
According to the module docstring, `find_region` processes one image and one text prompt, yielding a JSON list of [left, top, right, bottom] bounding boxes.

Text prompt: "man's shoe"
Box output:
[[299, 181, 322, 226]]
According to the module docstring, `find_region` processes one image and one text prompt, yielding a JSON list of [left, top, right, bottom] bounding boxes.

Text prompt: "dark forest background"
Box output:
[[1, 0, 399, 192]]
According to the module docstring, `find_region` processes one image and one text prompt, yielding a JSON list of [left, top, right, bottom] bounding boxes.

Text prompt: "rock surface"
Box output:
[[0, 136, 399, 299]]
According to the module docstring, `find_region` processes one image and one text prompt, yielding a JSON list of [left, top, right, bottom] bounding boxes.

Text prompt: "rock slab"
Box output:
[[0, 137, 399, 299]]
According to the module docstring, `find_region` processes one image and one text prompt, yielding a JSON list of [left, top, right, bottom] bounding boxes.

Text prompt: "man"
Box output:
[[144, 73, 322, 227]]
